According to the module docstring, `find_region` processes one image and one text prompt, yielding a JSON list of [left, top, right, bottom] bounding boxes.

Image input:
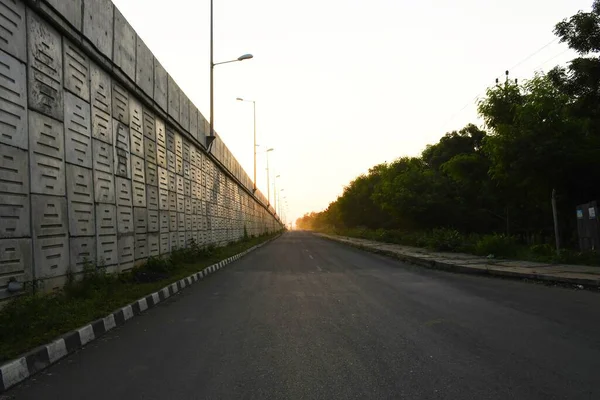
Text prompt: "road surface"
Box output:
[[8, 232, 600, 399]]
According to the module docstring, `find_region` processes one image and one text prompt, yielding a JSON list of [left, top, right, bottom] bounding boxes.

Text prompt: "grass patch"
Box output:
[[0, 231, 281, 363]]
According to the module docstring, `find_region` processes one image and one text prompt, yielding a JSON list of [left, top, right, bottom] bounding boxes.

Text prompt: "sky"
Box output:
[[112, 0, 591, 226]]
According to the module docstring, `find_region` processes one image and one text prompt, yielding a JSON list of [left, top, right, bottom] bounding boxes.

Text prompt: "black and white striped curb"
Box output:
[[0, 237, 277, 393]]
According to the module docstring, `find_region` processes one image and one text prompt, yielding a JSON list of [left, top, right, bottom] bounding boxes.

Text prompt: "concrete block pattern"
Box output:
[[63, 38, 90, 101], [117, 235, 134, 268], [156, 144, 167, 168], [132, 180, 146, 207], [169, 231, 177, 251], [134, 207, 147, 234], [27, 12, 63, 120], [112, 83, 129, 124], [93, 170, 115, 204], [174, 132, 183, 159], [155, 117, 166, 148], [177, 232, 186, 249], [96, 234, 117, 267], [167, 76, 180, 122], [144, 135, 157, 164], [113, 7, 135, 81], [131, 155, 145, 184], [129, 96, 143, 133], [117, 206, 134, 235], [33, 235, 69, 279], [166, 126, 175, 153], [134, 234, 147, 259], [47, 0, 82, 30], [113, 121, 130, 178], [147, 210, 159, 233], [157, 167, 168, 191], [69, 236, 96, 273], [168, 211, 177, 232], [64, 93, 92, 167], [185, 214, 191, 231], [145, 161, 158, 187], [184, 178, 191, 197], [168, 170, 176, 192], [66, 165, 95, 236], [0, 0, 26, 62], [83, 0, 113, 58], [177, 212, 185, 231], [167, 150, 176, 172], [176, 194, 184, 213], [115, 177, 132, 206], [147, 233, 159, 257], [0, 238, 32, 290], [31, 195, 68, 237], [0, 53, 27, 150], [159, 211, 169, 232], [135, 36, 153, 97], [146, 185, 158, 210], [153, 59, 167, 112], [90, 62, 111, 114], [92, 139, 113, 173], [176, 155, 183, 175], [158, 188, 168, 211], [95, 204, 116, 235], [142, 109, 155, 141], [92, 108, 112, 144], [185, 196, 192, 215], [176, 175, 184, 195], [28, 112, 66, 196], [159, 232, 169, 254]]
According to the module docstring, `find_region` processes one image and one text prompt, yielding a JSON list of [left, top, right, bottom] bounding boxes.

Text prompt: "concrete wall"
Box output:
[[0, 0, 281, 298]]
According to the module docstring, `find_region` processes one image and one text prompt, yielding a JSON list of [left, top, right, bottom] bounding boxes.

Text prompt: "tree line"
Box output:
[[297, 2, 600, 249]]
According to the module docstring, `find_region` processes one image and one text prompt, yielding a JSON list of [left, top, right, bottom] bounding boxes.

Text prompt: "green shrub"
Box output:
[[425, 228, 464, 252], [474, 234, 519, 258]]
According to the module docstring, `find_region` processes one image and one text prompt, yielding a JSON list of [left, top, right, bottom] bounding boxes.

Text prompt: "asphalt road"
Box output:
[[7, 232, 600, 399]]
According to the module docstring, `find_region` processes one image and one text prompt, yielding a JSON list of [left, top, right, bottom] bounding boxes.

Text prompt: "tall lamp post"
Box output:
[[208, 0, 253, 151], [237, 98, 257, 192], [265, 148, 274, 205]]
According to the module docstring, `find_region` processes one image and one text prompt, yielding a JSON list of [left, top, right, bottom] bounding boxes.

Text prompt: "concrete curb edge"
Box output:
[[317, 234, 600, 288], [0, 235, 280, 393]]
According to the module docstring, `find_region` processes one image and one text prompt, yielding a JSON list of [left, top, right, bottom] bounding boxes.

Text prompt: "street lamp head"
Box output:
[[276, 175, 281, 178], [237, 54, 253, 61], [236, 97, 244, 101], [267, 148, 274, 152]]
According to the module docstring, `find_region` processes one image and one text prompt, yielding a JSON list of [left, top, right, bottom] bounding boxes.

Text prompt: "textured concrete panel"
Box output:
[[177, 232, 186, 249], [146, 185, 158, 210], [176, 193, 184, 213], [166, 126, 175, 153], [90, 62, 111, 114], [33, 235, 69, 279], [168, 191, 177, 213], [69, 236, 95, 273], [158, 188, 168, 211], [187, 231, 198, 247], [184, 178, 191, 197], [31, 195, 68, 237], [182, 139, 190, 163], [0, 238, 32, 289], [129, 128, 144, 158], [147, 233, 159, 257], [96, 234, 117, 266], [153, 58, 167, 112], [47, 0, 82, 30], [157, 166, 168, 191], [93, 170, 115, 204], [134, 207, 147, 234], [199, 111, 207, 139], [177, 212, 185, 231], [112, 83, 129, 124], [95, 204, 116, 235], [66, 165, 95, 236], [185, 214, 191, 231], [174, 132, 183, 159], [91, 108, 112, 143], [27, 12, 63, 120], [142, 108, 155, 141], [131, 155, 145, 184], [64, 93, 92, 167], [0, 0, 26, 62], [0, 185, 29, 238], [0, 144, 28, 196], [29, 112, 65, 196], [168, 170, 176, 192], [191, 214, 198, 231], [169, 231, 177, 251], [135, 234, 147, 260], [190, 165, 199, 185], [145, 162, 158, 188], [191, 181, 199, 200], [176, 155, 183, 175], [156, 117, 166, 148], [117, 205, 134, 234], [117, 235, 134, 268], [129, 97, 143, 133], [176, 175, 184, 195], [83, 0, 113, 58], [159, 232, 169, 254], [145, 138, 157, 164], [167, 150, 176, 172], [113, 7, 135, 81], [113, 121, 130, 178], [63, 38, 90, 101], [132, 180, 146, 207], [185, 196, 192, 215], [147, 210, 159, 232], [0, 52, 27, 150], [189, 104, 199, 142], [115, 177, 132, 207], [156, 144, 167, 168], [180, 93, 189, 131], [168, 211, 177, 231], [167, 75, 180, 122], [159, 211, 169, 232], [136, 36, 153, 97], [92, 139, 113, 173]]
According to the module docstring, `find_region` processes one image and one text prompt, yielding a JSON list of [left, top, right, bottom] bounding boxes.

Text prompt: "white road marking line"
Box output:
[[308, 254, 314, 259], [316, 265, 322, 272]]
